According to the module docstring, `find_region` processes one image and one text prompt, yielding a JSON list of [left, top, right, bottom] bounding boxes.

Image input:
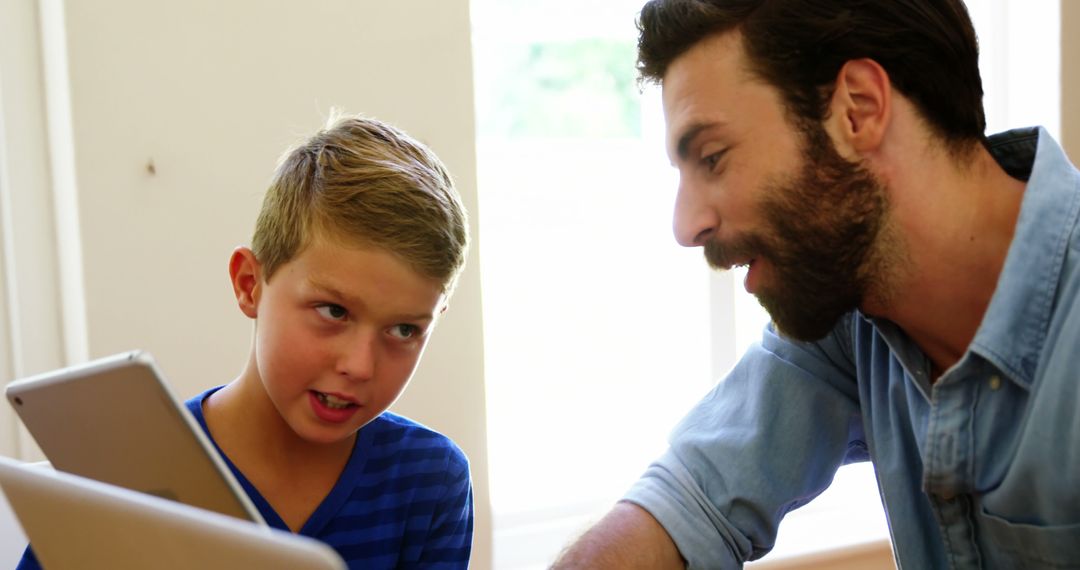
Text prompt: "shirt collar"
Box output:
[[970, 127, 1080, 388]]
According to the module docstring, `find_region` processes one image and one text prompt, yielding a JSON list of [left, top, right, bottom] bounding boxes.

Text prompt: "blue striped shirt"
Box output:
[[187, 387, 473, 569]]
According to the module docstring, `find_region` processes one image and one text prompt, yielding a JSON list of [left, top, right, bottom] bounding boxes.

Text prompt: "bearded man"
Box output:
[[554, 1, 1080, 568]]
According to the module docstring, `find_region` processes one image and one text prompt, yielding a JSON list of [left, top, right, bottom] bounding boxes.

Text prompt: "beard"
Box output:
[[704, 123, 895, 342]]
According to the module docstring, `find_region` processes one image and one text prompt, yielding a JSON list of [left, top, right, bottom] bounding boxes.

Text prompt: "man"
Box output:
[[554, 1, 1080, 568]]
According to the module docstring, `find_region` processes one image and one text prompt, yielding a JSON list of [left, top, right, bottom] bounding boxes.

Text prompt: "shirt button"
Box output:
[[988, 375, 1002, 391]]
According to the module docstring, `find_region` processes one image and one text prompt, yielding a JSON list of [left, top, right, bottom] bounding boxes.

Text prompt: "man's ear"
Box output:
[[229, 247, 262, 319], [825, 58, 892, 156]]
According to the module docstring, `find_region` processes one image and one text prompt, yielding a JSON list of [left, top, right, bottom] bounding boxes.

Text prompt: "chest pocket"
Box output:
[[975, 506, 1080, 569]]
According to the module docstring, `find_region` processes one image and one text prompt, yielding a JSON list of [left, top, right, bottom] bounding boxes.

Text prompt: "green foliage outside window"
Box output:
[[479, 38, 641, 139]]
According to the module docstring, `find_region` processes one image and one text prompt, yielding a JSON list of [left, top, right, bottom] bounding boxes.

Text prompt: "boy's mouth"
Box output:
[[312, 391, 357, 410]]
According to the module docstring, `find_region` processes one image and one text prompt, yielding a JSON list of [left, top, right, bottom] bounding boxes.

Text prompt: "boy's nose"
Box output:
[[672, 176, 718, 247], [337, 332, 377, 381]]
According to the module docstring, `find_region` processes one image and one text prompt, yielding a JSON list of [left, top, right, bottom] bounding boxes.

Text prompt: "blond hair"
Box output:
[[252, 114, 469, 293]]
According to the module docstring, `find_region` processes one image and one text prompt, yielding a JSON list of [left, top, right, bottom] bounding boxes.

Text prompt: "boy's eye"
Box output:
[[389, 324, 419, 340], [316, 304, 348, 321]]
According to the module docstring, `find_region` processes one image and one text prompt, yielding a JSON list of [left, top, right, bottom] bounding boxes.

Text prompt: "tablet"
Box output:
[[5, 350, 263, 524], [0, 456, 345, 570]]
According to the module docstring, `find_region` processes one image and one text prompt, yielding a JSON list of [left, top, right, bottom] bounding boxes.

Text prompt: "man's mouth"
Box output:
[[703, 235, 761, 273], [717, 255, 756, 271]]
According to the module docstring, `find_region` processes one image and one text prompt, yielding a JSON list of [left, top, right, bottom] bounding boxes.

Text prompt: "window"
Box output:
[[473, 4, 715, 567], [472, 0, 1061, 567]]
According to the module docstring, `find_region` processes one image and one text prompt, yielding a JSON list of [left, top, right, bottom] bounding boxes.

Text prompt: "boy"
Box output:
[[18, 114, 474, 569]]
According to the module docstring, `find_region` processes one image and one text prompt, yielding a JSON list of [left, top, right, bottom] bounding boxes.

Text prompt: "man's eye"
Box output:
[[389, 324, 419, 340], [703, 151, 725, 171], [316, 304, 348, 321]]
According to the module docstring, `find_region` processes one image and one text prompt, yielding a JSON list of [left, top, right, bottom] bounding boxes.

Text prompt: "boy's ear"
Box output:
[[229, 247, 262, 319], [825, 58, 892, 157]]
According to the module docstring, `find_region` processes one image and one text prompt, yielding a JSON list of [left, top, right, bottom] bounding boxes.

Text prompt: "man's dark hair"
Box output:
[[637, 0, 986, 153]]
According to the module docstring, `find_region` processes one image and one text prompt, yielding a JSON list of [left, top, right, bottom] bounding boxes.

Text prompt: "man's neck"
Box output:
[[863, 141, 1027, 377]]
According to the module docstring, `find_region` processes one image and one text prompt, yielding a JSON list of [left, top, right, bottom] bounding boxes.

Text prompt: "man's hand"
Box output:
[[551, 501, 685, 569]]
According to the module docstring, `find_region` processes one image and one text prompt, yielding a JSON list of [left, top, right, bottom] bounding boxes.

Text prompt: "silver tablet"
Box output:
[[5, 350, 263, 524], [0, 456, 345, 570]]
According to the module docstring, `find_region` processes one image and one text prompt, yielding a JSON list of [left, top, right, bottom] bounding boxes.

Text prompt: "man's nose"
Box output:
[[672, 175, 718, 247]]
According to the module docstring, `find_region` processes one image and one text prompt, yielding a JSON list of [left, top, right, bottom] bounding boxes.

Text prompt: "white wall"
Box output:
[[0, 0, 491, 567], [0, 0, 69, 462]]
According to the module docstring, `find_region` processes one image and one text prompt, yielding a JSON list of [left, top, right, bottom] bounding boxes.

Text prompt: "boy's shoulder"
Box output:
[[366, 410, 444, 436], [362, 412, 469, 470]]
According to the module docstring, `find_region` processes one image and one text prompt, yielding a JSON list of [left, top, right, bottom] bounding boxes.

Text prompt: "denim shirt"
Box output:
[[625, 127, 1080, 569]]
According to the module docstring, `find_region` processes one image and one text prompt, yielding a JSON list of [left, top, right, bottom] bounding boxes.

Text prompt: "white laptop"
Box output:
[[0, 456, 346, 570], [4, 350, 262, 523]]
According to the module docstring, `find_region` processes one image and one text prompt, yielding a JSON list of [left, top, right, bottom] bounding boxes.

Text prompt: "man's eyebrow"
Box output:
[[675, 123, 713, 162]]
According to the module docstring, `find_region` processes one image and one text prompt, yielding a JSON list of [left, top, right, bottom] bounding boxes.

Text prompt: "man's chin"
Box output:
[[759, 294, 853, 343], [770, 320, 836, 342]]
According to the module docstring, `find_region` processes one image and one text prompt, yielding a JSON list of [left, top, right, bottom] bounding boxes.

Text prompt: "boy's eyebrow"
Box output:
[[307, 278, 436, 322]]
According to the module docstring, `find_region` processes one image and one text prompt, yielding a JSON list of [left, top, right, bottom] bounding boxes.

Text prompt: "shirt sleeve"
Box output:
[[418, 446, 474, 569], [624, 316, 866, 569]]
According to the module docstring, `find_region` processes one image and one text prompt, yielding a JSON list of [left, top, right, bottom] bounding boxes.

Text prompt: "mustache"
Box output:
[[703, 234, 769, 271]]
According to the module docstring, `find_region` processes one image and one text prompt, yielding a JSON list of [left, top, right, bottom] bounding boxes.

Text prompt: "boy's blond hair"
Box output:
[[252, 114, 469, 293]]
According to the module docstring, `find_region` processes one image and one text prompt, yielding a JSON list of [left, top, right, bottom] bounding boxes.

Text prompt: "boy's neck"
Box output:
[[203, 373, 356, 531]]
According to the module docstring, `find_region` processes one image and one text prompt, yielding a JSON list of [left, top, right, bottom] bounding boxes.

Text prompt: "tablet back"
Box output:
[[4, 351, 262, 523], [0, 456, 346, 570]]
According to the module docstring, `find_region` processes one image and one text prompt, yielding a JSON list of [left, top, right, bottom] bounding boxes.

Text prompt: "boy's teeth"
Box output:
[[316, 392, 352, 409]]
